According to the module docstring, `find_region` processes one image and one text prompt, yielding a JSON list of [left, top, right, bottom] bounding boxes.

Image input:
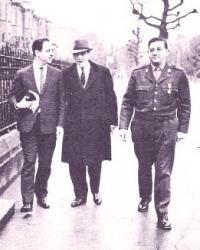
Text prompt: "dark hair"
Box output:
[[148, 37, 168, 49], [32, 38, 49, 57]]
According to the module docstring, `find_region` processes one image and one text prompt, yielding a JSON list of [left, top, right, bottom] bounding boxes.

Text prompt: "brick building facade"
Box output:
[[0, 0, 51, 46]]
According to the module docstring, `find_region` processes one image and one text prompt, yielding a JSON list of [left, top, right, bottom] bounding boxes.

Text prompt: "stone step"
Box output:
[[0, 199, 15, 231]]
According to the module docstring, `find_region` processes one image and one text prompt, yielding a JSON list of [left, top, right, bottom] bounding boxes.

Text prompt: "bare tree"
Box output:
[[187, 35, 200, 77], [130, 0, 197, 39], [127, 27, 143, 66]]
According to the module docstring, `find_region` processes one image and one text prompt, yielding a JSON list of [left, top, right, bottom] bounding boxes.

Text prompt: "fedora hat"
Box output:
[[73, 39, 92, 54]]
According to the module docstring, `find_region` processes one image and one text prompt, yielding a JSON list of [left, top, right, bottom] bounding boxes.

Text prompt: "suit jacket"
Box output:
[[62, 61, 118, 164], [9, 64, 65, 134]]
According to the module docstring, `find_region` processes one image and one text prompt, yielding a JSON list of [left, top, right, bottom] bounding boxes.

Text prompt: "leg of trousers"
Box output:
[[34, 133, 56, 199], [69, 164, 88, 199], [132, 117, 177, 215], [20, 132, 38, 205], [132, 120, 155, 200], [154, 119, 176, 215], [88, 162, 102, 194], [20, 120, 56, 204]]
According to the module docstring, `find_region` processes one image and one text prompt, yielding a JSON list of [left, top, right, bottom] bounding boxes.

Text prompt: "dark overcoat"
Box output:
[[61, 61, 118, 165]]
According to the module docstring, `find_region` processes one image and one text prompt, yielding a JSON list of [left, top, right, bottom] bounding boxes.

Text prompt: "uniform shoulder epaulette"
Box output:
[[133, 64, 148, 72], [168, 64, 183, 71]]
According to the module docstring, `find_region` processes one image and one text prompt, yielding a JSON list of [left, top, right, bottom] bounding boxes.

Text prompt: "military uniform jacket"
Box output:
[[119, 63, 191, 133]]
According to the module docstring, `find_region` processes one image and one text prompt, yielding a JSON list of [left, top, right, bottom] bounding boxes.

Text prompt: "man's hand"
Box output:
[[28, 90, 40, 113], [15, 90, 40, 113], [110, 125, 116, 134], [119, 129, 127, 142], [176, 132, 186, 142], [15, 95, 32, 109]]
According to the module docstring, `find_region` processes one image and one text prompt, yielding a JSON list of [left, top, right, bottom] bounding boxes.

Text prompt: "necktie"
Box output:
[[80, 67, 85, 86], [153, 67, 161, 80], [39, 66, 44, 92]]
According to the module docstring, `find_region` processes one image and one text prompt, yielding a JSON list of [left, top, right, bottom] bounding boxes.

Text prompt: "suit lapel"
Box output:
[[40, 65, 52, 96], [27, 65, 39, 93]]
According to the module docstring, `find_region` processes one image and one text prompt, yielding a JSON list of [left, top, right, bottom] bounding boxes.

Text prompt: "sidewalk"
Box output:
[[0, 80, 199, 250], [0, 130, 200, 250]]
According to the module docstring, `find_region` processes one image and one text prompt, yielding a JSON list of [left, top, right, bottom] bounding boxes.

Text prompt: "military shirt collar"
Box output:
[[151, 62, 166, 72]]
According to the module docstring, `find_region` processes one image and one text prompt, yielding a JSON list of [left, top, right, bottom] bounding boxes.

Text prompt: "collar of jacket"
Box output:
[[144, 63, 173, 83]]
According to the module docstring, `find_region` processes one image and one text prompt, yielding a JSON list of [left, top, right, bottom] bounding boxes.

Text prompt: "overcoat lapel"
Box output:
[[69, 64, 84, 90], [68, 63, 98, 92], [84, 63, 98, 91]]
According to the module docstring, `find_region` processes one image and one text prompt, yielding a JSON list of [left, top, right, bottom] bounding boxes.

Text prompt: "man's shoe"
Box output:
[[37, 198, 50, 209], [157, 213, 172, 230], [71, 198, 87, 207], [20, 204, 33, 213], [93, 193, 102, 205], [138, 198, 150, 212]]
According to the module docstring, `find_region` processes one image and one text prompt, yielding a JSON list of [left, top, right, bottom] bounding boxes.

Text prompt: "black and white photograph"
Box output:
[[0, 0, 199, 249]]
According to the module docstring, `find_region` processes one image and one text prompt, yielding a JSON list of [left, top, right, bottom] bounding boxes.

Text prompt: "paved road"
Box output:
[[0, 79, 199, 250]]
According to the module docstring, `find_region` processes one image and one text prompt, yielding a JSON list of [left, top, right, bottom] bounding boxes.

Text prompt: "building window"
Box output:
[[0, 1, 6, 20], [2, 33, 5, 42]]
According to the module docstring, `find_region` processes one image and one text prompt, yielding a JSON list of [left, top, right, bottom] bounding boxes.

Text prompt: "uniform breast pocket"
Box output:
[[161, 85, 178, 105], [135, 85, 152, 106]]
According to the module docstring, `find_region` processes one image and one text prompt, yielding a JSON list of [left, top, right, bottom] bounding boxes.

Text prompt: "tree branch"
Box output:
[[145, 15, 162, 22], [130, 0, 161, 24], [167, 22, 180, 30], [138, 14, 161, 28], [167, 9, 198, 25], [168, 0, 184, 11]]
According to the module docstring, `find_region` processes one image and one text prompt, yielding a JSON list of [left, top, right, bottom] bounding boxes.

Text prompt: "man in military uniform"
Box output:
[[119, 37, 191, 230]]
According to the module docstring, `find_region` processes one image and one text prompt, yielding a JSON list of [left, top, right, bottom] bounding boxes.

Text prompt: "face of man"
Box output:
[[35, 41, 54, 65], [148, 40, 168, 66], [73, 51, 90, 67]]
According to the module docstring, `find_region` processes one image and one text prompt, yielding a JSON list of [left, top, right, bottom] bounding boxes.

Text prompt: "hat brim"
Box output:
[[73, 48, 92, 54]]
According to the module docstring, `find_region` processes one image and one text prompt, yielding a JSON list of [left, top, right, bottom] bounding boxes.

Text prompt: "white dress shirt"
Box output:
[[33, 61, 47, 93], [77, 62, 90, 88]]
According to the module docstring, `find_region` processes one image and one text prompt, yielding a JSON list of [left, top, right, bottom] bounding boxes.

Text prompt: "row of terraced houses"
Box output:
[[0, 0, 51, 47]]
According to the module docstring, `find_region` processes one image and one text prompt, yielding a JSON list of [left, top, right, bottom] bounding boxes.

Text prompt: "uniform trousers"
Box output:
[[131, 115, 178, 215], [20, 115, 56, 205], [69, 162, 102, 199]]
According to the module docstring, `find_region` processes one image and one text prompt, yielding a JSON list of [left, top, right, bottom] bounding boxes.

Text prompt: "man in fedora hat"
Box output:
[[62, 39, 118, 207]]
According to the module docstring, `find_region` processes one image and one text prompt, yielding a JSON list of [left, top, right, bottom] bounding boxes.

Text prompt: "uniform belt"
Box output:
[[135, 112, 176, 121]]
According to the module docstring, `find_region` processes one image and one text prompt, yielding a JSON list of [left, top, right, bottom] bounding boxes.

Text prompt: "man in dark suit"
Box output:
[[62, 39, 118, 207], [119, 37, 191, 230], [10, 38, 65, 212]]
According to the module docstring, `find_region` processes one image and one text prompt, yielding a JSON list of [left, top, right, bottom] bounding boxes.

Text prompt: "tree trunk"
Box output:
[[159, 27, 168, 39]]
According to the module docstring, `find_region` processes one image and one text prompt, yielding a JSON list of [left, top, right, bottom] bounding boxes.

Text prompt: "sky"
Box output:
[[30, 0, 200, 49], [31, 0, 134, 45]]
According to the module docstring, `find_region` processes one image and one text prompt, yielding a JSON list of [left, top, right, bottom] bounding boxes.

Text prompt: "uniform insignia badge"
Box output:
[[167, 68, 172, 73], [167, 83, 172, 94]]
